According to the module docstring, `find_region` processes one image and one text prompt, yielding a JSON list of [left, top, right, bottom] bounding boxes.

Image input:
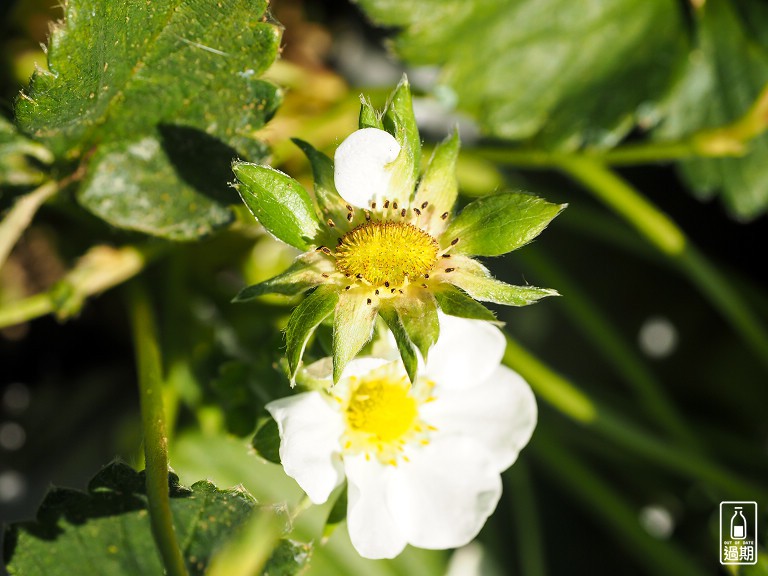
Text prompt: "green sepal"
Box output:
[[382, 75, 421, 199], [322, 484, 348, 541], [433, 284, 499, 322], [332, 292, 379, 383], [285, 285, 340, 382], [291, 138, 350, 224], [380, 307, 419, 382], [395, 288, 439, 363], [252, 416, 281, 464], [233, 252, 334, 301], [359, 96, 384, 130], [448, 261, 560, 306], [233, 162, 321, 251], [443, 192, 566, 256], [412, 128, 460, 233]]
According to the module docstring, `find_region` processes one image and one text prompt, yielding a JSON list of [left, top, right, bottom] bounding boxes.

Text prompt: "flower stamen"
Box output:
[[335, 221, 439, 287]]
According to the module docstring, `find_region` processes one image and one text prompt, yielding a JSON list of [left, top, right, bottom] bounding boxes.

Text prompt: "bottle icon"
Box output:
[[731, 507, 747, 540]]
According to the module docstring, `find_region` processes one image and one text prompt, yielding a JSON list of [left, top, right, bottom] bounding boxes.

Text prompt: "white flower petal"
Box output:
[[344, 455, 407, 559], [266, 392, 344, 504], [334, 128, 401, 208], [424, 313, 506, 389], [421, 365, 537, 471], [341, 357, 392, 380], [388, 437, 502, 549]]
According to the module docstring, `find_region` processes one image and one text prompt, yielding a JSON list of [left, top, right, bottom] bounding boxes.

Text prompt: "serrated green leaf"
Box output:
[[234, 162, 322, 251], [382, 76, 421, 196], [15, 0, 281, 237], [655, 0, 768, 219], [234, 251, 335, 301], [443, 192, 565, 256], [354, 0, 685, 149], [412, 128, 460, 234], [433, 284, 498, 322], [447, 257, 559, 306], [395, 288, 439, 362], [332, 291, 379, 382], [252, 417, 281, 465], [79, 134, 235, 240], [291, 138, 349, 223], [3, 461, 263, 576], [380, 307, 419, 382], [285, 285, 340, 380]]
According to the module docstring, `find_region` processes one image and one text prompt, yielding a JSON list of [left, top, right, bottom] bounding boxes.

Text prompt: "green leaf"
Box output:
[[322, 484, 348, 540], [79, 135, 234, 240], [252, 416, 281, 465], [332, 291, 379, 382], [3, 461, 271, 576], [382, 76, 421, 196], [433, 284, 498, 322], [354, 0, 685, 149], [0, 116, 51, 188], [359, 97, 384, 130], [380, 307, 419, 382], [285, 285, 340, 381], [291, 138, 349, 223], [262, 539, 313, 576], [442, 192, 566, 256], [234, 251, 335, 301], [412, 129, 460, 233], [16, 0, 281, 238], [234, 162, 322, 251], [447, 258, 560, 306], [655, 0, 768, 219], [395, 288, 439, 362], [211, 361, 263, 437]]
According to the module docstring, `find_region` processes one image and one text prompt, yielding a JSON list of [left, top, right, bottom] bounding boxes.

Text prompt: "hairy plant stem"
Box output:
[[128, 281, 189, 576], [478, 81, 768, 167], [503, 335, 768, 502], [518, 249, 701, 451], [0, 243, 162, 330], [558, 157, 768, 372], [533, 430, 705, 576]]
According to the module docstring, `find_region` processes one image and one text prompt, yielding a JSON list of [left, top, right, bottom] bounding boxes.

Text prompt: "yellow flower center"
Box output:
[[335, 221, 438, 286], [346, 377, 418, 442], [337, 364, 436, 465]]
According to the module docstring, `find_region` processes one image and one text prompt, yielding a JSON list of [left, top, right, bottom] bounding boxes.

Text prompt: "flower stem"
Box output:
[[504, 336, 596, 423], [533, 430, 705, 576], [505, 462, 547, 576], [0, 243, 161, 330], [0, 180, 58, 270], [518, 249, 700, 451], [557, 156, 768, 372], [504, 335, 768, 502], [477, 81, 768, 168], [128, 281, 188, 576]]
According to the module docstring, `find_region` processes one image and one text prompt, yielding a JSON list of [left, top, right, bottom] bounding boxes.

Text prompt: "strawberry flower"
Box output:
[[265, 314, 537, 559], [233, 77, 564, 382]]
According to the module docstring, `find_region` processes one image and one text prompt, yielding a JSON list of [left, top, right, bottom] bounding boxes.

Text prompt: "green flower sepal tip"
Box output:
[[232, 76, 565, 384]]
